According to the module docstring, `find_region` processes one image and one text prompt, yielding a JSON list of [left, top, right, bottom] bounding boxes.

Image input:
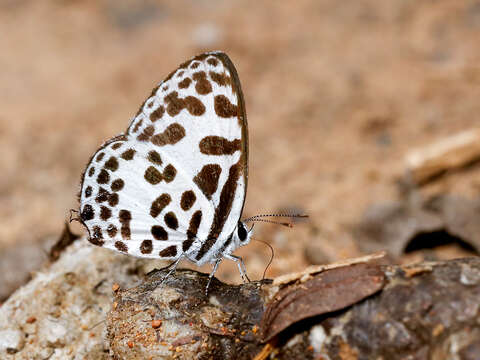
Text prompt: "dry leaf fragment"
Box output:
[[273, 251, 386, 286], [261, 263, 385, 342]]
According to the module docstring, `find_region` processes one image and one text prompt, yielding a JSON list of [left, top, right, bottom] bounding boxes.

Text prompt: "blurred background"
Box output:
[[1, 0, 480, 300]]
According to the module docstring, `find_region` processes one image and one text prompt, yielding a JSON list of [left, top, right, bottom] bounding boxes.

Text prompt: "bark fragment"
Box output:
[[404, 128, 480, 185], [107, 269, 267, 359], [108, 257, 480, 359]]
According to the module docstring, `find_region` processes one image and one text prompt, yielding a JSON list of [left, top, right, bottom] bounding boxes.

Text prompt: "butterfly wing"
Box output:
[[79, 52, 248, 263]]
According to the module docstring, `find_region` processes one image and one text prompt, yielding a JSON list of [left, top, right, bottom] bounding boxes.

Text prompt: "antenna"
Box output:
[[243, 213, 308, 227]]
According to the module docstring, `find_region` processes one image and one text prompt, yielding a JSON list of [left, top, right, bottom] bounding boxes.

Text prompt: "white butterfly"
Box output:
[[78, 51, 304, 288], [79, 52, 252, 285]]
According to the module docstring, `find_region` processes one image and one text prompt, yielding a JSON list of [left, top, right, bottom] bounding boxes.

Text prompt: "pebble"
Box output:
[[460, 264, 480, 285], [0, 329, 25, 354]]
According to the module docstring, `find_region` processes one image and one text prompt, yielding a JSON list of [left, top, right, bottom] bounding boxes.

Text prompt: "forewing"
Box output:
[[127, 52, 248, 261]]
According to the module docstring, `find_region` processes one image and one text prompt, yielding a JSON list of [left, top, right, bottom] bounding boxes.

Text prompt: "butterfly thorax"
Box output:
[[190, 221, 253, 265]]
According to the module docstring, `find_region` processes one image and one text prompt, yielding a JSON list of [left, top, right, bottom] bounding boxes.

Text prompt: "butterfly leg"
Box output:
[[224, 254, 250, 283], [205, 258, 222, 295], [160, 255, 183, 284]]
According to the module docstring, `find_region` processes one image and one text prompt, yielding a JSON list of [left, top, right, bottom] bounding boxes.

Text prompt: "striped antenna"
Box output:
[[243, 213, 308, 227]]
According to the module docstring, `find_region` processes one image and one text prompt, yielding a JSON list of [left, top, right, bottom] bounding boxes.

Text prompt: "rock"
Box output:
[[353, 194, 480, 257], [1, 237, 479, 359], [0, 240, 166, 359]]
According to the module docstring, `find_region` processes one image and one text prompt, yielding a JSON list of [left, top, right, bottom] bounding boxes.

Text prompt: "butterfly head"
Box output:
[[233, 221, 253, 247]]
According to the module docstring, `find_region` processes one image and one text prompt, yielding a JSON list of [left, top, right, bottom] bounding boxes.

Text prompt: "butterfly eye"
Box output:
[[238, 222, 248, 242]]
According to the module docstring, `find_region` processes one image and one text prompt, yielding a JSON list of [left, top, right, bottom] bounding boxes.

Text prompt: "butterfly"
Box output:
[[78, 51, 304, 289]]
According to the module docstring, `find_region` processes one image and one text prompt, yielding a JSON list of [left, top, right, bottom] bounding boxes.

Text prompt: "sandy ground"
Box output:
[[1, 0, 480, 287]]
